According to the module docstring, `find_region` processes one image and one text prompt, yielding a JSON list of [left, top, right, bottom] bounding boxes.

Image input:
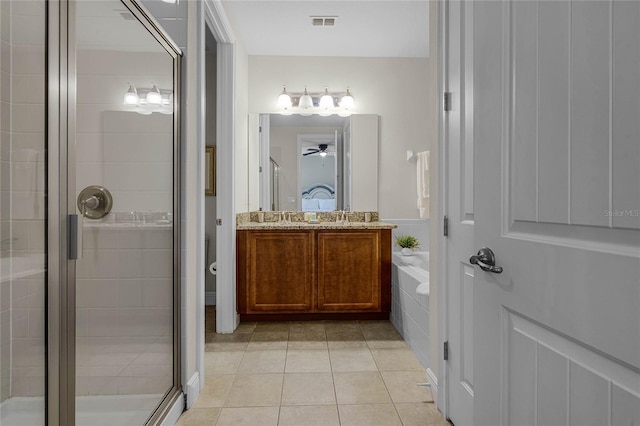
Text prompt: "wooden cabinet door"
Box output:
[[242, 231, 314, 313], [316, 230, 381, 311]]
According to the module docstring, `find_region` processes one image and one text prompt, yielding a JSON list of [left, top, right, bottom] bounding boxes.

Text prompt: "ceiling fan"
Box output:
[[303, 144, 334, 156]]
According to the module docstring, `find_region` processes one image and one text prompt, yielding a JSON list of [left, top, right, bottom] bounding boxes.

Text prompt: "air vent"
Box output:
[[119, 11, 135, 20], [310, 16, 337, 27]]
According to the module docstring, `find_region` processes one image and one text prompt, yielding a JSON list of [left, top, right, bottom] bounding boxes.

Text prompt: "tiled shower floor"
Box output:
[[177, 307, 449, 426]]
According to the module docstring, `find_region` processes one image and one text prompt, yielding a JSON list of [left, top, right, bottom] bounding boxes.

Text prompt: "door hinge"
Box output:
[[443, 215, 449, 237], [443, 92, 452, 112], [259, 126, 262, 133], [183, 392, 188, 409], [444, 341, 449, 361], [259, 166, 263, 173]]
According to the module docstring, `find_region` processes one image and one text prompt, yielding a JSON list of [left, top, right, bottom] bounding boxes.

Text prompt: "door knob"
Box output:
[[470, 247, 503, 274]]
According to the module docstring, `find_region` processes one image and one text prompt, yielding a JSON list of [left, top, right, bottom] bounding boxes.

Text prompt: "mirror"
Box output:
[[250, 114, 379, 212]]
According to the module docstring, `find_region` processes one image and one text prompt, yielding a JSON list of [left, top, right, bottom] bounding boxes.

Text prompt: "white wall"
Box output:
[[234, 41, 250, 213], [427, 0, 440, 383], [247, 55, 436, 219], [301, 156, 335, 190]]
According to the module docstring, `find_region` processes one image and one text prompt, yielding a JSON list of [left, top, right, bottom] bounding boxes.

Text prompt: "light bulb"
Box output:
[[277, 85, 292, 109], [146, 84, 163, 105], [319, 152, 327, 157], [339, 88, 354, 110], [298, 87, 313, 110], [319, 87, 334, 109], [123, 84, 139, 105]]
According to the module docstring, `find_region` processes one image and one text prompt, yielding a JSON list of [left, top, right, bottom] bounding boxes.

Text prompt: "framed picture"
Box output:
[[205, 146, 216, 196]]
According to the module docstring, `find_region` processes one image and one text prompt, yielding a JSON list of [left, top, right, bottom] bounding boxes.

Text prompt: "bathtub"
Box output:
[[390, 251, 431, 369]]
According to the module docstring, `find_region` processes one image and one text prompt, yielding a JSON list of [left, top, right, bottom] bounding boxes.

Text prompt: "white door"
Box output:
[[472, 1, 640, 425], [444, 0, 475, 425]]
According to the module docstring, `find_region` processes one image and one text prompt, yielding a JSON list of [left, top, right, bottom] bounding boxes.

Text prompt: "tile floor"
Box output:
[[176, 308, 450, 426]]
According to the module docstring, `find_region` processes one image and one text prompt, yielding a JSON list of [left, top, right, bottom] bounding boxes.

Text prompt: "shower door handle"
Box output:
[[69, 214, 83, 260]]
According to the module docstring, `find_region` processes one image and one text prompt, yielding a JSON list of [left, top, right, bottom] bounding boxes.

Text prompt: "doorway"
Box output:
[[204, 25, 217, 317]]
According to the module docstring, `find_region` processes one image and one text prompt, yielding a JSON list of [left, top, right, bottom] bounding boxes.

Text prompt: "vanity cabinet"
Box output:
[[237, 228, 391, 320], [317, 231, 381, 312], [237, 230, 315, 313]]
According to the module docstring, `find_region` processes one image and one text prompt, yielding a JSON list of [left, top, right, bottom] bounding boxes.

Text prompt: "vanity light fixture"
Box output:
[[319, 87, 334, 109], [277, 86, 355, 116], [122, 83, 174, 115], [146, 84, 163, 105], [123, 83, 139, 105], [318, 87, 335, 117], [298, 87, 314, 116], [338, 88, 355, 117], [277, 85, 293, 110]]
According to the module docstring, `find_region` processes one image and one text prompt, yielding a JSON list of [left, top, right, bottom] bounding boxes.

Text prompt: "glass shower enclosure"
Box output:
[[1, 0, 182, 424]]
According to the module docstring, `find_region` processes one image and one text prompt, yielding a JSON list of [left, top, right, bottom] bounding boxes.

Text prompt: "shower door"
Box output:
[[0, 1, 47, 425], [51, 0, 182, 424]]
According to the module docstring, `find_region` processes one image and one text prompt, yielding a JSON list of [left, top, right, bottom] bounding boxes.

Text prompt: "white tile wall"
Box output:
[[76, 226, 173, 396], [76, 49, 174, 214], [2, 0, 47, 401]]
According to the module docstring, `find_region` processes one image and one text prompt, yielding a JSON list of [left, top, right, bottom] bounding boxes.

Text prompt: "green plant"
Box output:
[[395, 235, 420, 250]]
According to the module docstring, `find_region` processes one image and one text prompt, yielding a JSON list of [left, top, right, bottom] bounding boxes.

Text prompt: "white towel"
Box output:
[[416, 151, 430, 218]]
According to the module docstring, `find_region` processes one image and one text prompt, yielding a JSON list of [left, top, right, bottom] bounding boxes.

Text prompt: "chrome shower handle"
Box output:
[[77, 186, 113, 220], [80, 195, 100, 212]]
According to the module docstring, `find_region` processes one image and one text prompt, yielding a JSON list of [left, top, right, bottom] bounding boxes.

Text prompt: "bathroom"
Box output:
[[0, 0, 439, 424], [196, 0, 441, 423]]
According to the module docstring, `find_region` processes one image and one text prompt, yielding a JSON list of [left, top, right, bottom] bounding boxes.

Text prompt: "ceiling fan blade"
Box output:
[[303, 151, 319, 156]]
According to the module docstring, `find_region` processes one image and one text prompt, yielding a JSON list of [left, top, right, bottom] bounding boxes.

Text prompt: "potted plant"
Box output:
[[395, 235, 420, 256]]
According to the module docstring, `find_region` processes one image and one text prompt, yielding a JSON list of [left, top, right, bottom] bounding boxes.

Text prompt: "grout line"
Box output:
[[327, 335, 341, 425], [204, 317, 445, 425]]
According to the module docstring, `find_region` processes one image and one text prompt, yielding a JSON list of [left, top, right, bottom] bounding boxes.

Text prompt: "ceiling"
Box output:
[[222, 0, 430, 58]]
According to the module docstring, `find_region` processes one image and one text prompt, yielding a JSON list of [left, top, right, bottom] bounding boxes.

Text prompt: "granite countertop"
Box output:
[[236, 221, 397, 230]]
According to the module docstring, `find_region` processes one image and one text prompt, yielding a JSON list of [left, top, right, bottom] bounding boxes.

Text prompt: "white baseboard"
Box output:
[[426, 368, 438, 405], [185, 372, 200, 409], [159, 392, 184, 426], [205, 291, 216, 306]]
